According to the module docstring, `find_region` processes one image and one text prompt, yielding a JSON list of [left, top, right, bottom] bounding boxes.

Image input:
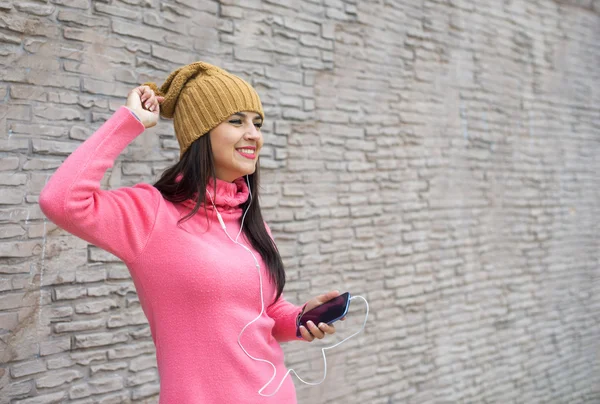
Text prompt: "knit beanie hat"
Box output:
[[142, 61, 264, 158]]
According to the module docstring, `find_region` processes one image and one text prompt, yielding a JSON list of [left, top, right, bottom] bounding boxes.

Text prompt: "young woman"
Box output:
[[39, 61, 343, 403]]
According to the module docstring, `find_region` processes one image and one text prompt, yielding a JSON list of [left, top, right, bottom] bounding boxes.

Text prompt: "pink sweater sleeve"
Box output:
[[263, 221, 305, 342], [267, 295, 305, 342], [39, 106, 161, 264]]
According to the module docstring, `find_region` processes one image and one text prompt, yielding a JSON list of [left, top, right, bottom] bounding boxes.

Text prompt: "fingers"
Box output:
[[306, 321, 325, 339], [140, 88, 154, 109], [140, 86, 152, 103], [315, 290, 340, 305], [135, 86, 162, 112], [145, 97, 157, 112], [325, 290, 340, 299], [299, 325, 314, 342], [300, 321, 336, 342], [318, 322, 336, 335]]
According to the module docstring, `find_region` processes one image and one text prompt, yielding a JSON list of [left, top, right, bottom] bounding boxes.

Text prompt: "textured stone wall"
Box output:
[[1, 0, 600, 403]]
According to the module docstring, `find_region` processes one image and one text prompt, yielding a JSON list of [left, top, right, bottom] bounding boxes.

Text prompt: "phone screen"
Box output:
[[299, 292, 350, 328]]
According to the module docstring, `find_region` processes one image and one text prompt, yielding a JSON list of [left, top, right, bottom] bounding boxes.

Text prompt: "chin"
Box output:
[[242, 168, 257, 177], [233, 165, 256, 179]]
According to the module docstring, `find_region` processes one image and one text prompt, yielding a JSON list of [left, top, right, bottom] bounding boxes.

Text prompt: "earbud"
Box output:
[[216, 211, 226, 230]]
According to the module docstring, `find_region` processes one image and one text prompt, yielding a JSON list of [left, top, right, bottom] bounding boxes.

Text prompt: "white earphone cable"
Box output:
[[208, 175, 369, 396]]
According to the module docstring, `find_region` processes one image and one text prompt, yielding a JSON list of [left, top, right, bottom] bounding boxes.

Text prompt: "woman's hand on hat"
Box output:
[[298, 290, 346, 342], [126, 85, 165, 129]]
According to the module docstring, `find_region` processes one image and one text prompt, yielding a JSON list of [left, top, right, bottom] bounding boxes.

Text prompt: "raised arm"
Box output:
[[39, 87, 165, 263]]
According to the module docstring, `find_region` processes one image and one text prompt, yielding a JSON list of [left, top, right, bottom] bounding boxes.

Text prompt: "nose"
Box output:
[[243, 124, 261, 140]]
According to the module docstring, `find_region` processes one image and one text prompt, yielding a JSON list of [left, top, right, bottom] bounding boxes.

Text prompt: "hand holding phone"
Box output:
[[296, 292, 351, 339]]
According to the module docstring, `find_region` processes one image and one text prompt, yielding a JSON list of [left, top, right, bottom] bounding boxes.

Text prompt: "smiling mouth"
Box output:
[[236, 148, 256, 159]]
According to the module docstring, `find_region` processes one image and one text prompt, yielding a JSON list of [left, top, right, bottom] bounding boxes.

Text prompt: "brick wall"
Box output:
[[1, 0, 599, 403]]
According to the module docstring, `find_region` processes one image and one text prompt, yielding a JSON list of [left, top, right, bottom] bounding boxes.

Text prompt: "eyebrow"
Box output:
[[232, 112, 262, 121]]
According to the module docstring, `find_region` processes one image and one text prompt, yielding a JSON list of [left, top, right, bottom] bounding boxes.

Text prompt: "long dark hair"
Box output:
[[153, 134, 286, 303]]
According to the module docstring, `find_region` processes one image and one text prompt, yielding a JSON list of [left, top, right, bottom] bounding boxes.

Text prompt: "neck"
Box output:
[[214, 170, 242, 183]]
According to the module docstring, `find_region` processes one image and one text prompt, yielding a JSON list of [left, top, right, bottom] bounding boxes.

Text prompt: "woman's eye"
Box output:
[[228, 119, 262, 129]]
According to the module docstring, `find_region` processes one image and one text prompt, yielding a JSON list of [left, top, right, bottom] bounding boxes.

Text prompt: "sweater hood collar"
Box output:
[[181, 176, 250, 212]]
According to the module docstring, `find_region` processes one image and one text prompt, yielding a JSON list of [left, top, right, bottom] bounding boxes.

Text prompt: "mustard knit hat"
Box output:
[[142, 61, 264, 158]]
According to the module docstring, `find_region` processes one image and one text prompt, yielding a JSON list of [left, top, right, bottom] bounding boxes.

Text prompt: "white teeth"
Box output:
[[237, 149, 255, 154]]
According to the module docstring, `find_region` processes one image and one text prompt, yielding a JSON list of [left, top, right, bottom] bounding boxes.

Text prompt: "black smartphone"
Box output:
[[296, 292, 351, 338]]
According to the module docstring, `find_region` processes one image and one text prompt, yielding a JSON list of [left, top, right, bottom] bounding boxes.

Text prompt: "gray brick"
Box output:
[[73, 331, 129, 349], [122, 162, 152, 176], [9, 85, 46, 101], [90, 361, 128, 376], [0, 224, 26, 238], [88, 246, 121, 263], [54, 318, 105, 333], [11, 123, 68, 137], [40, 337, 71, 356], [321, 21, 336, 39], [125, 368, 157, 386], [168, 0, 217, 13], [299, 34, 334, 50], [96, 391, 130, 404], [14, 2, 55, 16], [106, 309, 147, 328], [10, 359, 46, 378], [31, 139, 79, 155], [51, 0, 89, 9], [70, 350, 107, 366], [75, 299, 118, 314], [54, 286, 87, 301], [57, 10, 109, 27], [0, 13, 60, 37], [0, 189, 23, 204], [1, 104, 31, 121], [0, 31, 21, 44], [13, 391, 66, 404], [107, 341, 155, 359], [69, 376, 124, 400], [75, 267, 107, 283], [33, 106, 84, 121], [234, 48, 273, 64], [107, 266, 130, 280], [81, 78, 132, 98], [23, 154, 61, 170], [0, 241, 42, 260], [94, 2, 139, 19], [0, 173, 26, 186], [131, 382, 160, 400], [4, 379, 34, 397], [69, 125, 92, 141], [282, 17, 320, 34], [112, 19, 164, 40], [0, 156, 19, 170], [129, 354, 156, 372], [35, 369, 83, 388]]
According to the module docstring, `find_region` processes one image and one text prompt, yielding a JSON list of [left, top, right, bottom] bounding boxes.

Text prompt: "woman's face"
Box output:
[[210, 111, 264, 182]]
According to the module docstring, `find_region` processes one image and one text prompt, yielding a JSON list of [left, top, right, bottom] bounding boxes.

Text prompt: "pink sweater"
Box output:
[[39, 107, 303, 403]]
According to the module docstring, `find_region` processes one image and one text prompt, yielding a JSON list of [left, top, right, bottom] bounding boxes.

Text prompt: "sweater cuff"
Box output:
[[296, 303, 307, 329], [124, 107, 141, 122], [295, 303, 308, 339]]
